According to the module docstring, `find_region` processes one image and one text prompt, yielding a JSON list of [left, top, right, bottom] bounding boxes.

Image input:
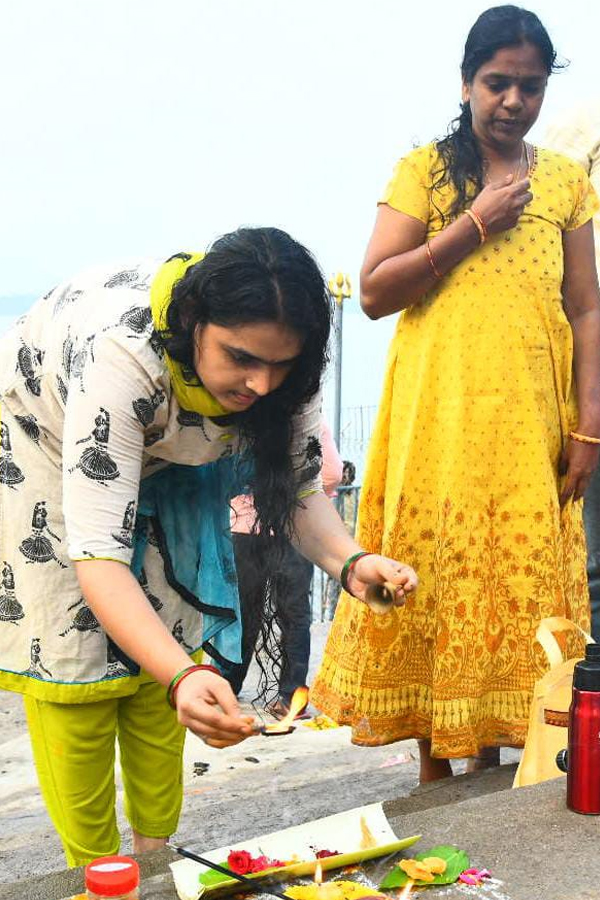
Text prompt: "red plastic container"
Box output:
[[85, 855, 140, 899]]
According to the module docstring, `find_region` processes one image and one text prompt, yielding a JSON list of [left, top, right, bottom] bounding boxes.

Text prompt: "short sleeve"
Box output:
[[378, 146, 432, 224], [565, 166, 600, 232], [62, 334, 159, 564], [289, 391, 324, 497]]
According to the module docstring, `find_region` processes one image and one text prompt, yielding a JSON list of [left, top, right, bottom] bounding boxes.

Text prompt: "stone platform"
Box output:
[[3, 769, 597, 900]]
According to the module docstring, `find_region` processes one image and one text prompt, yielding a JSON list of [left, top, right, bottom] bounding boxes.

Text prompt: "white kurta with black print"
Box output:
[[0, 258, 323, 701]]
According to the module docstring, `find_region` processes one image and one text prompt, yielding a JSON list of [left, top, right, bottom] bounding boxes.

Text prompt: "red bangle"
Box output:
[[167, 663, 221, 709]]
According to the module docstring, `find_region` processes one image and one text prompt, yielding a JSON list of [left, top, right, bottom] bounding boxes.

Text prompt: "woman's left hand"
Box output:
[[349, 553, 418, 605], [559, 438, 600, 506]]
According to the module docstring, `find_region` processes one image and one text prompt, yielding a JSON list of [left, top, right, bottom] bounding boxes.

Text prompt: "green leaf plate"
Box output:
[[199, 835, 422, 893]]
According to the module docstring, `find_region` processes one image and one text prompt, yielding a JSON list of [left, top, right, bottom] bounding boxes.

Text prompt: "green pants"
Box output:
[[24, 678, 186, 867]]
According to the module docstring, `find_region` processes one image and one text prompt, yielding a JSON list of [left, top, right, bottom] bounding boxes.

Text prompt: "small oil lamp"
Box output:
[[263, 685, 310, 736]]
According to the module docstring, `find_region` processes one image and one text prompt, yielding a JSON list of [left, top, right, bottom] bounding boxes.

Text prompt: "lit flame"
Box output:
[[314, 862, 323, 885], [264, 685, 309, 734], [398, 880, 414, 899]]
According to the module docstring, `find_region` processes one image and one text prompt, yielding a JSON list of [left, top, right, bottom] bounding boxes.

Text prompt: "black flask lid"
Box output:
[[574, 643, 600, 691]]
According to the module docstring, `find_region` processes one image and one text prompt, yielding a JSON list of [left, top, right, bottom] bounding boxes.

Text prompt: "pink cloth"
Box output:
[[231, 420, 343, 534]]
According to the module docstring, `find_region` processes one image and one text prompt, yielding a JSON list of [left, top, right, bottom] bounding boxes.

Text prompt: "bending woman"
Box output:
[[0, 227, 417, 864]]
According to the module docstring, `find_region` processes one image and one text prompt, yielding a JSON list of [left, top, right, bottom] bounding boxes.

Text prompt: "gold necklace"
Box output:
[[483, 141, 528, 184]]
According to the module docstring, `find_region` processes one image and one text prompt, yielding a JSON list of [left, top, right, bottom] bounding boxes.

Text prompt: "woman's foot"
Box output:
[[417, 739, 453, 783], [132, 830, 168, 854], [466, 746, 500, 773]]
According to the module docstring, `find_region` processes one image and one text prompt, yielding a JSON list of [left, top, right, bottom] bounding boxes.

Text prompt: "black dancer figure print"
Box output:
[[177, 409, 213, 443], [16, 340, 44, 396], [132, 388, 165, 427], [22, 637, 53, 679], [149, 330, 165, 359], [104, 644, 130, 678], [104, 268, 150, 291], [172, 619, 193, 652], [299, 435, 323, 484], [14, 413, 46, 445], [19, 501, 68, 568], [112, 500, 136, 549], [59, 597, 100, 637], [62, 331, 96, 393], [52, 286, 83, 317], [138, 568, 163, 612], [0, 422, 25, 489], [0, 562, 24, 624], [70, 407, 120, 485], [177, 410, 203, 429], [56, 375, 69, 405], [117, 305, 153, 336]]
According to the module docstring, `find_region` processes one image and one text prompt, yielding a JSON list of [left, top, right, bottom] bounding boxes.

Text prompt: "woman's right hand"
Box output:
[[175, 669, 260, 748], [471, 175, 533, 235]]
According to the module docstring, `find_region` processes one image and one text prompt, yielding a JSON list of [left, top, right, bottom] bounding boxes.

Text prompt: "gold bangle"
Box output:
[[425, 241, 442, 279], [464, 207, 487, 244], [569, 430, 600, 445]]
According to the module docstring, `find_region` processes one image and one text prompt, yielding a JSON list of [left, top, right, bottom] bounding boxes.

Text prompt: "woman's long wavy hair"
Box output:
[[434, 5, 562, 222], [159, 227, 331, 700]]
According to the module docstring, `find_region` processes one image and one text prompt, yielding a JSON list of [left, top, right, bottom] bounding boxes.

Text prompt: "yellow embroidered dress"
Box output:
[[311, 144, 598, 757]]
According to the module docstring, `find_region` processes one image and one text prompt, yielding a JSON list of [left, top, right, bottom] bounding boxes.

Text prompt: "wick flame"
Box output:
[[398, 880, 414, 899], [314, 862, 323, 885], [264, 685, 310, 734]]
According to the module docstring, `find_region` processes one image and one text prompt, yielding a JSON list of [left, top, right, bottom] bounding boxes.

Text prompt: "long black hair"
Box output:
[[159, 227, 331, 698], [435, 5, 562, 221]]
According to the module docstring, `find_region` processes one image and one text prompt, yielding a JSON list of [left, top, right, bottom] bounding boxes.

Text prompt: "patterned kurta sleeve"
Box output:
[[289, 390, 324, 498], [62, 333, 160, 563]]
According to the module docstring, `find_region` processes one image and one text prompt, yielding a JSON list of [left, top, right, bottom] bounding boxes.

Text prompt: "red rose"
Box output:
[[315, 850, 341, 859], [268, 859, 286, 868], [249, 855, 270, 873], [227, 850, 254, 875]]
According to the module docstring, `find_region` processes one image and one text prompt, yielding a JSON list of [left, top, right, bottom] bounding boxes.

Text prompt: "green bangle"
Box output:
[[340, 551, 373, 596]]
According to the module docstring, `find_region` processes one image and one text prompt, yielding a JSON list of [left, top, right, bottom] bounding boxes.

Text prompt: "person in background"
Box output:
[[546, 101, 600, 641], [312, 6, 600, 782], [228, 421, 343, 717], [339, 460, 358, 535]]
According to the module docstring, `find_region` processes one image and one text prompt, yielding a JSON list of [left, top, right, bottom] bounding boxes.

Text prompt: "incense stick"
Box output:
[[167, 843, 290, 899]]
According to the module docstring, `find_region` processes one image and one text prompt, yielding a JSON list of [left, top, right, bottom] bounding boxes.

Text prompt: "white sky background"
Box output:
[[1, 0, 599, 411]]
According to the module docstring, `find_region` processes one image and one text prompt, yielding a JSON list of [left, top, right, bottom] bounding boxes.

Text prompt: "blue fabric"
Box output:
[[131, 454, 254, 669]]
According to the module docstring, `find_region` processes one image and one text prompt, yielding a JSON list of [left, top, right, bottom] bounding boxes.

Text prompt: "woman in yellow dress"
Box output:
[[311, 5, 600, 782]]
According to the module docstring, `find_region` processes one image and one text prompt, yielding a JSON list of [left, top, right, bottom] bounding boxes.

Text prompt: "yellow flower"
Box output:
[[399, 860, 435, 882], [398, 856, 447, 882], [421, 857, 447, 875]]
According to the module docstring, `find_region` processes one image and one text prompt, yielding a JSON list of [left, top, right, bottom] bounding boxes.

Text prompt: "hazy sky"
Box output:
[[1, 0, 598, 413]]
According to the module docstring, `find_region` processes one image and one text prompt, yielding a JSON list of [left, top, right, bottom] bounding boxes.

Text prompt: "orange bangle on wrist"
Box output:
[[425, 241, 442, 279], [569, 430, 600, 445], [465, 207, 488, 244]]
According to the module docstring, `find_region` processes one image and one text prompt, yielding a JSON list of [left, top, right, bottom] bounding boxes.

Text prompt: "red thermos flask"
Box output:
[[556, 642, 600, 814]]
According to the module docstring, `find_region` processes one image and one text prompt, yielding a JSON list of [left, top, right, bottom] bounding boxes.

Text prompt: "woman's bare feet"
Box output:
[[418, 739, 453, 783], [466, 746, 500, 773], [132, 829, 168, 853]]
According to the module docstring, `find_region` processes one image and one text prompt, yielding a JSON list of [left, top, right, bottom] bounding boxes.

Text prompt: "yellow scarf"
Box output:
[[150, 252, 230, 418]]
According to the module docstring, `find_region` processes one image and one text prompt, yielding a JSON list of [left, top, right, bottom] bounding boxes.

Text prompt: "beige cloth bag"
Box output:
[[513, 616, 593, 788]]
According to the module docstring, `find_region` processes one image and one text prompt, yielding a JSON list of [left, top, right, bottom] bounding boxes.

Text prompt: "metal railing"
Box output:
[[310, 484, 361, 622]]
